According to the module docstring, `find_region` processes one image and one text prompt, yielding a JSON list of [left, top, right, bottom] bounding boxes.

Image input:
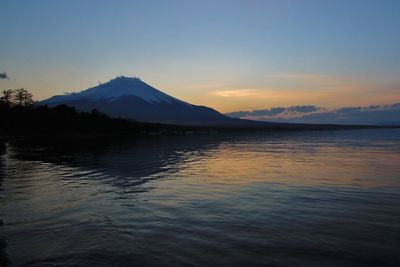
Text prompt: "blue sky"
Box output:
[[1, 0, 399, 112]]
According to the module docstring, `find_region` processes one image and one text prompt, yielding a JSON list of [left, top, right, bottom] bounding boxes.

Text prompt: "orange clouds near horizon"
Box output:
[[179, 73, 400, 113]]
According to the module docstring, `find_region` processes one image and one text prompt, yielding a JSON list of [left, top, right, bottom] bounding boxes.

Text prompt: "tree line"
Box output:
[[0, 88, 210, 136], [1, 88, 34, 107]]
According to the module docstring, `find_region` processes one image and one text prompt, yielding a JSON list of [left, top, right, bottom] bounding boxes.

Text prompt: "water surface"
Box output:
[[1, 129, 400, 266]]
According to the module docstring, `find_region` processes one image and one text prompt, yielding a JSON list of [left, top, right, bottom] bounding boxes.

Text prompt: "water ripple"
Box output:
[[1, 129, 400, 266]]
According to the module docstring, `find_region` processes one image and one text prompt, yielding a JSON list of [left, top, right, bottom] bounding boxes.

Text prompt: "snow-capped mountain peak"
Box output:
[[43, 76, 180, 104]]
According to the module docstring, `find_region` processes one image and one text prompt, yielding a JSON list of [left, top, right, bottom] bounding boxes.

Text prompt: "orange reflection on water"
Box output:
[[171, 142, 400, 189]]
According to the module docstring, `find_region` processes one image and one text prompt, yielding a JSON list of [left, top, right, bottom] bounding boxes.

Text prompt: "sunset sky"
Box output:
[[1, 0, 399, 112]]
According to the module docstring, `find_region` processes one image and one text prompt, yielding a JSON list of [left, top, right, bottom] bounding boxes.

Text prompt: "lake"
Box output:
[[1, 129, 400, 266]]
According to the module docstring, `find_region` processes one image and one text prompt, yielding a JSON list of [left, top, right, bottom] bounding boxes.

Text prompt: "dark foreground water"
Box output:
[[1, 129, 400, 267]]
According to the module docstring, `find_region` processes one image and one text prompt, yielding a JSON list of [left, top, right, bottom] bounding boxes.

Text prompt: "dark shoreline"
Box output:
[[2, 103, 398, 141], [1, 123, 398, 141]]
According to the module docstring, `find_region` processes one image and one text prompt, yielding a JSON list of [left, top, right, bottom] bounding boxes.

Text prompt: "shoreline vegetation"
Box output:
[[1, 89, 398, 143]]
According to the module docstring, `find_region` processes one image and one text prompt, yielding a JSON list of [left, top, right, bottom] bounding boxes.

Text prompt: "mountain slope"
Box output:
[[40, 76, 243, 126]]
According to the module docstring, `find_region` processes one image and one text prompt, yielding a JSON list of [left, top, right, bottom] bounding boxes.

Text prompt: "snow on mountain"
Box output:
[[42, 76, 183, 105]]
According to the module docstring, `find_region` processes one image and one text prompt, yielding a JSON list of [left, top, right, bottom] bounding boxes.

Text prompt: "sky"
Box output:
[[1, 0, 399, 113]]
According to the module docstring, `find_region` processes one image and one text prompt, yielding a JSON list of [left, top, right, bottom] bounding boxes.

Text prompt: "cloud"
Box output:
[[226, 103, 400, 125], [286, 105, 320, 113], [212, 89, 261, 97], [0, 72, 9, 79], [226, 105, 321, 119], [289, 105, 400, 125], [208, 73, 399, 111]]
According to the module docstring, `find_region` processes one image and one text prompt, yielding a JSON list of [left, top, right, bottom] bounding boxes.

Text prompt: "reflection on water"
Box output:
[[1, 129, 400, 266]]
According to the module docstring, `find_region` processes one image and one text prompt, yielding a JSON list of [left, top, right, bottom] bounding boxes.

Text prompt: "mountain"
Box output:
[[39, 76, 248, 126]]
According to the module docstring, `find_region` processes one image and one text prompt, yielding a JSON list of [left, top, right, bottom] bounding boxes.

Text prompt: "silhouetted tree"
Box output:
[[14, 88, 33, 107], [23, 91, 34, 106], [14, 88, 25, 106], [0, 89, 14, 106]]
